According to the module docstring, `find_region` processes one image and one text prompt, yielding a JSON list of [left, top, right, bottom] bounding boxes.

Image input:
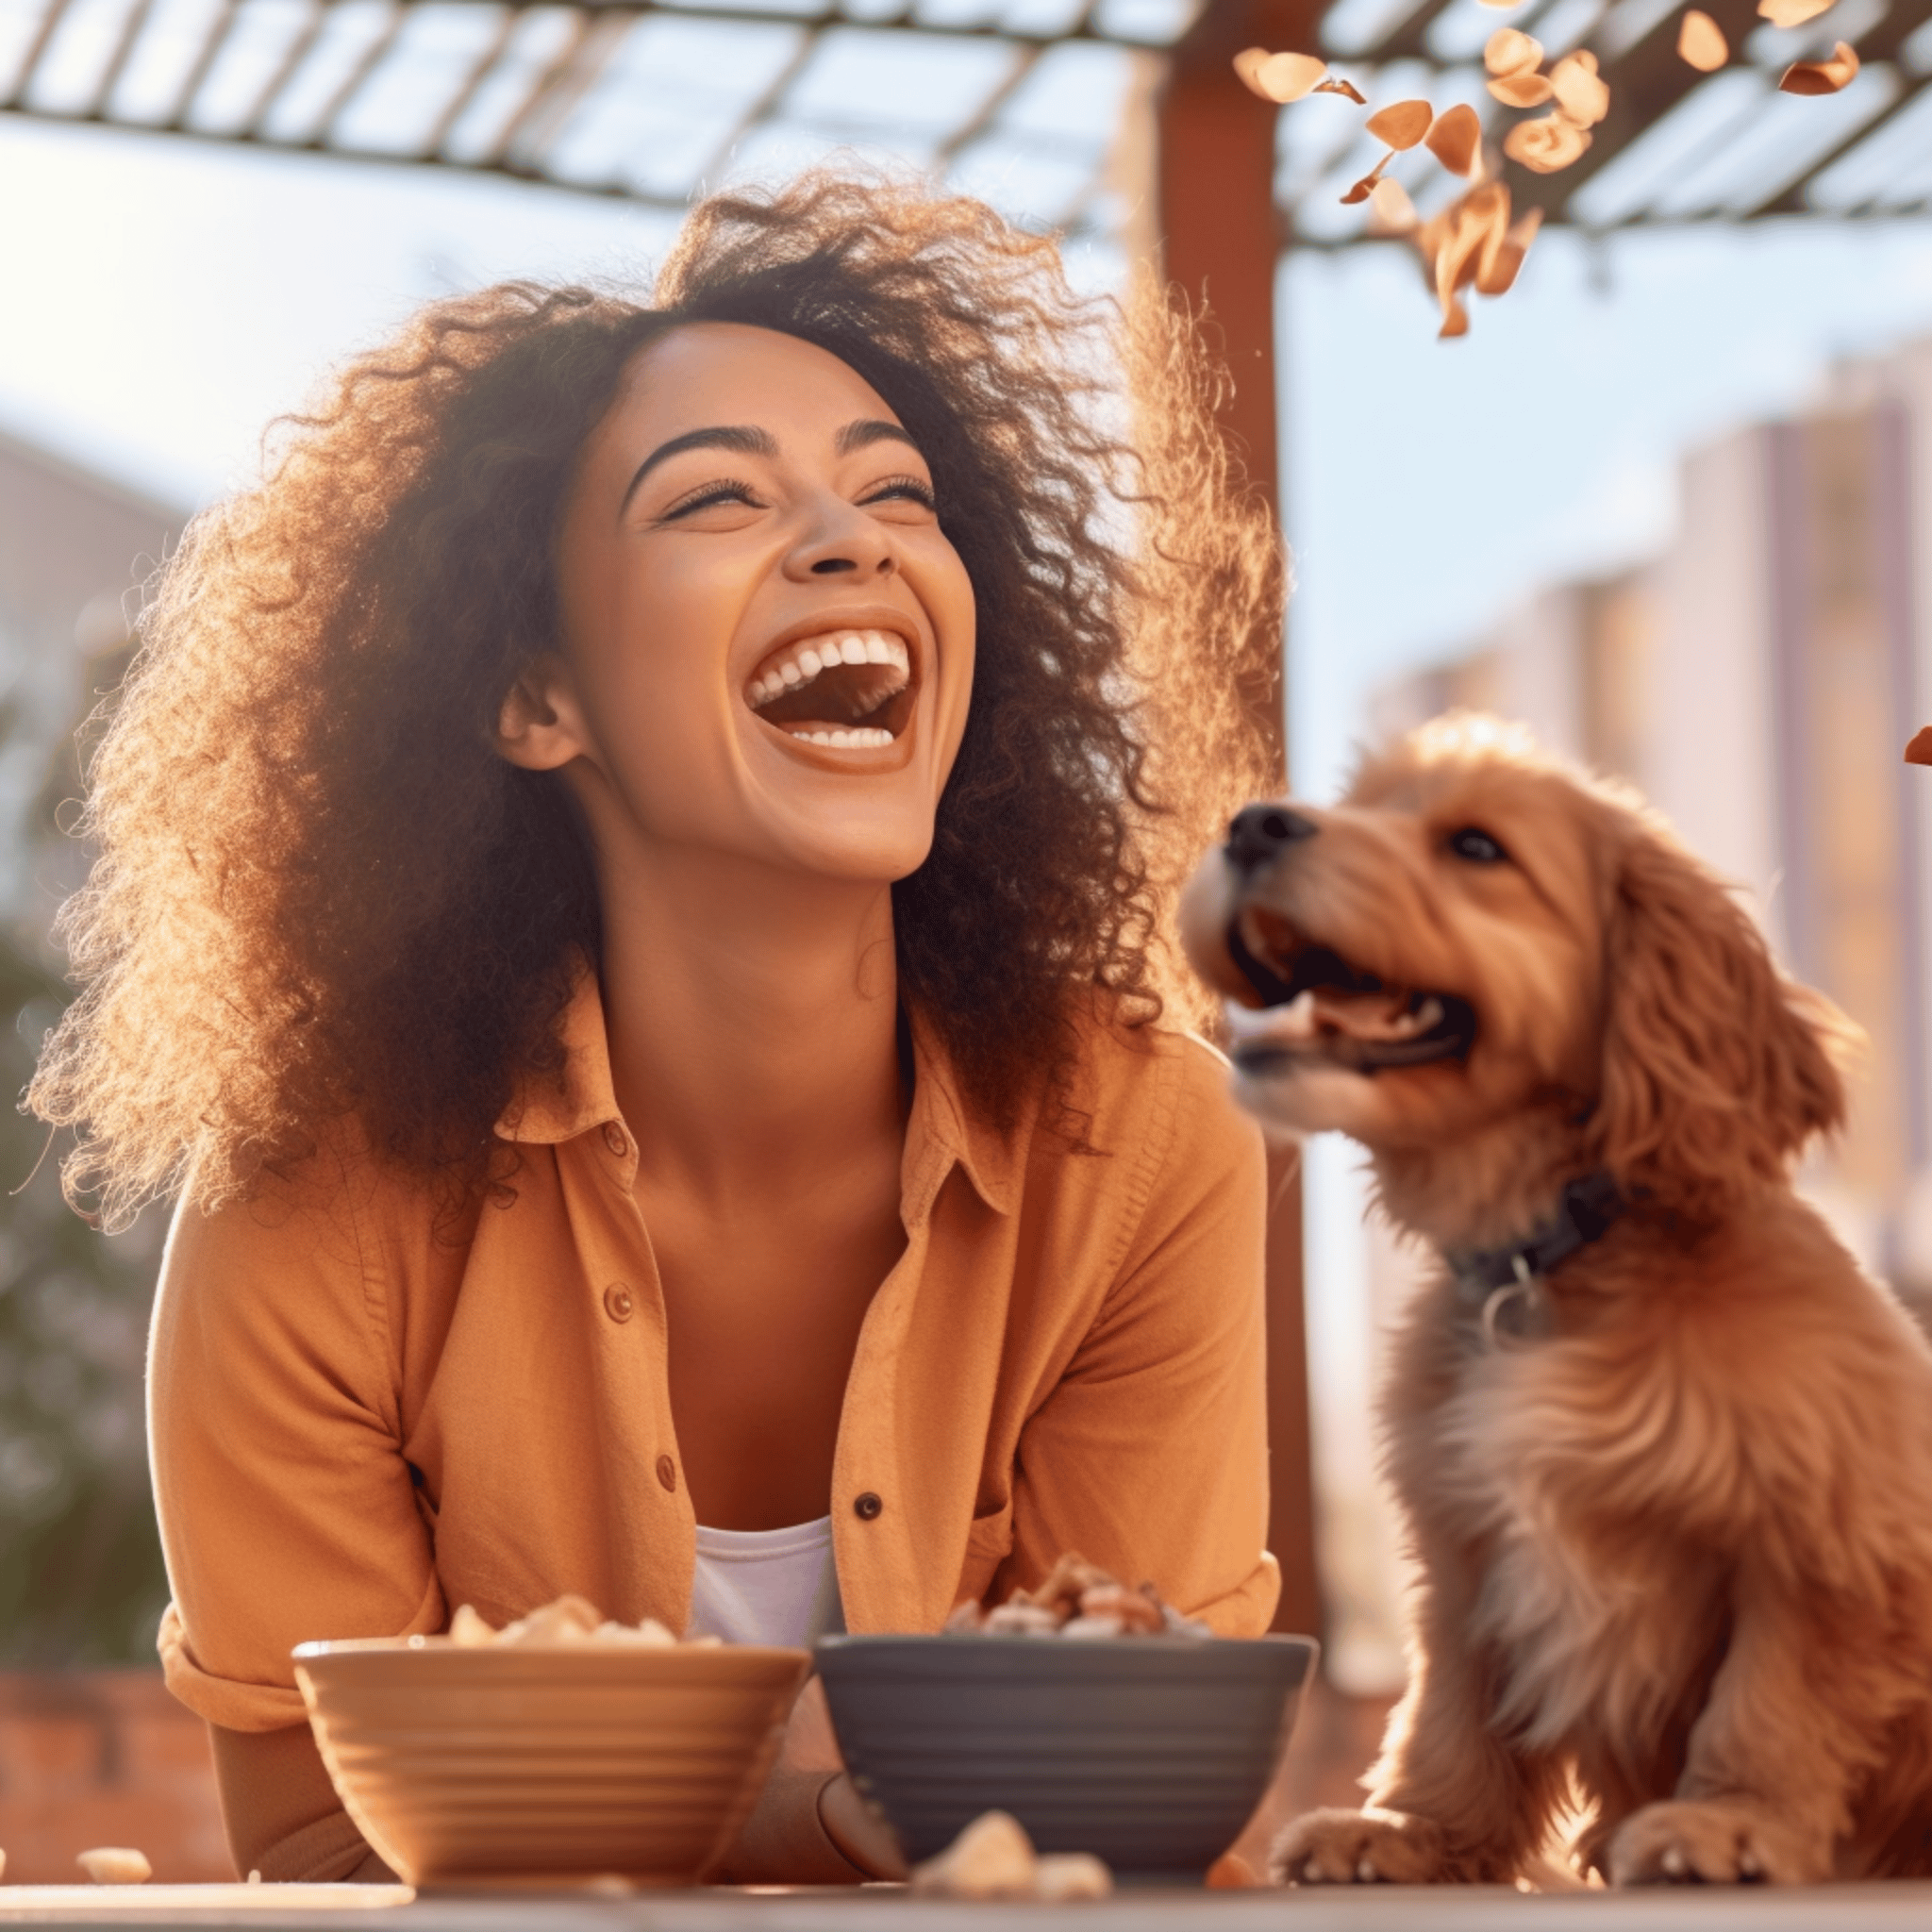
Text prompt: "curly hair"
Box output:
[[30, 173, 1283, 1229]]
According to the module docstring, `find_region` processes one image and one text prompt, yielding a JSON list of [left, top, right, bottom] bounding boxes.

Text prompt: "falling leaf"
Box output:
[[1484, 27, 1543, 74], [1233, 47, 1274, 95], [1780, 38, 1858, 88], [1757, 0, 1834, 25], [1366, 99, 1434, 147], [1906, 725, 1932, 766], [1476, 204, 1541, 293], [1549, 50, 1610, 125], [1676, 9, 1729, 68], [1247, 50, 1329, 103], [1504, 110, 1593, 169], [1488, 71, 1555, 104], [1416, 182, 1510, 337], [1341, 152, 1394, 202], [1315, 75, 1371, 102], [1370, 175, 1420, 232], [1425, 103, 1484, 176]]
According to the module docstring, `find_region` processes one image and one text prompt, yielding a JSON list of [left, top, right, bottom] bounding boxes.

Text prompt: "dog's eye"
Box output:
[[1447, 826, 1509, 865]]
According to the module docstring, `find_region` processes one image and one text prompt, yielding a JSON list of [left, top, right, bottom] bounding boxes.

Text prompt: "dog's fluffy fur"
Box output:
[[1181, 713, 1932, 1886]]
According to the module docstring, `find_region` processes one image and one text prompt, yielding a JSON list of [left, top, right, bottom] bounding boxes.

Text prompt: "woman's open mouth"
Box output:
[[743, 628, 915, 750], [1224, 908, 1476, 1075]]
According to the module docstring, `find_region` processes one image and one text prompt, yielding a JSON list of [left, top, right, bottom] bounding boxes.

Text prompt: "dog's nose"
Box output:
[[1224, 804, 1318, 875]]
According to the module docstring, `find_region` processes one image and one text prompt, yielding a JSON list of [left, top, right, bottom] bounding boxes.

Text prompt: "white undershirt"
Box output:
[[687, 1515, 846, 1648]]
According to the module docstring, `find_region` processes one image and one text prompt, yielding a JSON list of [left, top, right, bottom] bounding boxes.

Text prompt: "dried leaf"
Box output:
[[1677, 9, 1729, 68], [1315, 75, 1370, 102], [1425, 103, 1484, 176], [1779, 38, 1858, 89], [1505, 108, 1593, 169], [1476, 204, 1541, 294], [1255, 50, 1329, 103], [1488, 71, 1555, 104], [1549, 49, 1610, 125], [1341, 151, 1393, 202], [1370, 175, 1420, 232], [1430, 184, 1505, 336], [1484, 27, 1543, 74], [1757, 0, 1833, 25], [1366, 98, 1434, 147], [1232, 47, 1274, 95], [1905, 725, 1932, 766]]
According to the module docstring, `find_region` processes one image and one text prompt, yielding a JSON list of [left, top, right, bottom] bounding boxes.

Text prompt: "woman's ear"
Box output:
[[493, 654, 591, 773], [1588, 815, 1853, 1216]]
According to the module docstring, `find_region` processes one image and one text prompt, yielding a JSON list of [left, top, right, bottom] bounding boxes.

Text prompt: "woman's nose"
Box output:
[[783, 495, 897, 581]]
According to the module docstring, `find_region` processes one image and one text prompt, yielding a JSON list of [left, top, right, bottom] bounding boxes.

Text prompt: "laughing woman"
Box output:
[[30, 175, 1284, 1885]]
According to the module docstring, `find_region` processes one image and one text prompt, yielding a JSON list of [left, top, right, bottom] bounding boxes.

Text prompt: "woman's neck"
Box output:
[[594, 842, 906, 1206]]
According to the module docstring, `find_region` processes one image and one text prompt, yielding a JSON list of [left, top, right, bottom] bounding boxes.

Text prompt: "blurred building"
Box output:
[[0, 429, 180, 920], [1376, 332, 1932, 1289]]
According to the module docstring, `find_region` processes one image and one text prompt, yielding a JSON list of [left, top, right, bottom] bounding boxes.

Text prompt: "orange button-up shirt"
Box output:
[[151, 978, 1277, 1740]]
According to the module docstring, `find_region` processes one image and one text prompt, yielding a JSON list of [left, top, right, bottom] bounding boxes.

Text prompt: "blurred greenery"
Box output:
[[0, 669, 168, 1666]]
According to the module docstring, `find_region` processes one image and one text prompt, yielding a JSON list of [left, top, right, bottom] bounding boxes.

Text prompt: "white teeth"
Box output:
[[745, 630, 913, 711], [789, 725, 894, 748], [1414, 996, 1442, 1030]]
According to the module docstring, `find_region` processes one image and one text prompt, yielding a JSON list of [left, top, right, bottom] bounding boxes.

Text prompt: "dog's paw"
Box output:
[[1607, 1801, 1825, 1887], [1271, 1807, 1451, 1885]]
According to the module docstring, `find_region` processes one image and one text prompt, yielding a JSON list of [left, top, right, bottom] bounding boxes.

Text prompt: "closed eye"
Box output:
[[860, 474, 937, 510], [658, 478, 762, 520]]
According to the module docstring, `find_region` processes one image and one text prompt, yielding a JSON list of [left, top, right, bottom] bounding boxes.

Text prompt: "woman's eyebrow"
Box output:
[[837, 418, 919, 456], [620, 425, 775, 514]]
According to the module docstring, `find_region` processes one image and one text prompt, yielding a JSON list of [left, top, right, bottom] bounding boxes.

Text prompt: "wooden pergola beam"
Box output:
[[1156, 0, 1325, 1643]]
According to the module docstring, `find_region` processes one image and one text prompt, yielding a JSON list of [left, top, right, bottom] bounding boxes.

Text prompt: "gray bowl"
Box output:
[[815, 1632, 1316, 1883]]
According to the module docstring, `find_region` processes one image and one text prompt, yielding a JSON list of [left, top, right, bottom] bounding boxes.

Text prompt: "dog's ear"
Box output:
[[1590, 820, 1852, 1215]]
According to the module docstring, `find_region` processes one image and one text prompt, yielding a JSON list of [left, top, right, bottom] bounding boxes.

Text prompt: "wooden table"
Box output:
[[3, 1884, 1931, 1929]]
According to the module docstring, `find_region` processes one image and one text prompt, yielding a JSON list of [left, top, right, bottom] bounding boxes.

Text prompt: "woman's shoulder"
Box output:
[[1042, 1009, 1265, 1224], [165, 1112, 473, 1309]]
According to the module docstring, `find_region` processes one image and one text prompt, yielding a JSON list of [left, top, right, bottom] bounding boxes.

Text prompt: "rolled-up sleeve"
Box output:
[[150, 1161, 441, 1733], [1003, 1044, 1279, 1634]]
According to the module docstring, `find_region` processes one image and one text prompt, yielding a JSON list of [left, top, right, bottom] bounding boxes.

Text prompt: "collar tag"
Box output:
[[1481, 1279, 1553, 1348], [1448, 1171, 1626, 1349]]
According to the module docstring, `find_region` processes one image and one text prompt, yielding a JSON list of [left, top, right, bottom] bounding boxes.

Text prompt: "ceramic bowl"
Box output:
[[816, 1631, 1316, 1883], [293, 1638, 809, 1888]]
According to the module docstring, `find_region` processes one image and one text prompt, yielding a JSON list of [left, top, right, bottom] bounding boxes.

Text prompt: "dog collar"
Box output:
[[1445, 1171, 1626, 1346]]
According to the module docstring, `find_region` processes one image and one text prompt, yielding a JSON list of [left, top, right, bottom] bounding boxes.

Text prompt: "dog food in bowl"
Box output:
[[941, 1551, 1215, 1639], [293, 1596, 808, 1890]]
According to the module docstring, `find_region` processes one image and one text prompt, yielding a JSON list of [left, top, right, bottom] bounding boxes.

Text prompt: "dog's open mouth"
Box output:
[[1225, 908, 1476, 1075], [744, 628, 915, 750]]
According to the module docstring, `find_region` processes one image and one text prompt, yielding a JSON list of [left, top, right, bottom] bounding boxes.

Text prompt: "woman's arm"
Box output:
[[999, 1041, 1280, 1630], [150, 1160, 441, 1878]]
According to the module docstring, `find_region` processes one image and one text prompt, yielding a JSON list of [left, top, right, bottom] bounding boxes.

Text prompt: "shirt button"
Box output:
[[656, 1455, 677, 1492], [854, 1491, 883, 1521], [602, 1123, 629, 1158], [603, 1283, 634, 1324]]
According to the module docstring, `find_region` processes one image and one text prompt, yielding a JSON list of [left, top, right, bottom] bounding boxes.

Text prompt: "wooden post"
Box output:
[[1155, 0, 1324, 1640]]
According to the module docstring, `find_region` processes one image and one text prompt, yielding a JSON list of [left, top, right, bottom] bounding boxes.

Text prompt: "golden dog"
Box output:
[[1181, 713, 1932, 1886]]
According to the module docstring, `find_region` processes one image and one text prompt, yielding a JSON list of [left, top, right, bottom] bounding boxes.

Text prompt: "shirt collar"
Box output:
[[493, 970, 1021, 1220]]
